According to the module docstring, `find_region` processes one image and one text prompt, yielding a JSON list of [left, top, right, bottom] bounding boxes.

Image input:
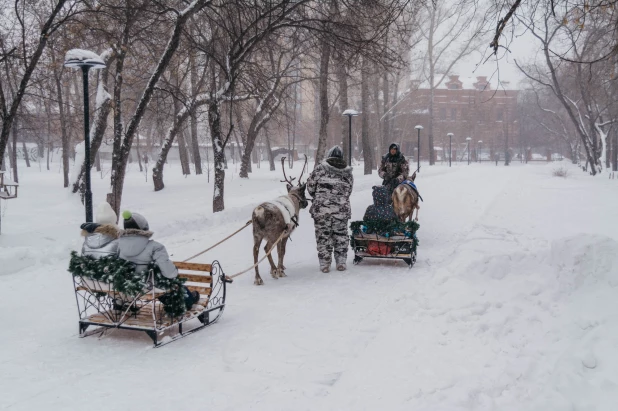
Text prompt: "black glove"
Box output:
[[80, 222, 100, 233]]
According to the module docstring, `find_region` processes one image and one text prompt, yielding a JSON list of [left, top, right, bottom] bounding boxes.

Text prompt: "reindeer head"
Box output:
[[282, 155, 309, 209], [409, 171, 417, 182]]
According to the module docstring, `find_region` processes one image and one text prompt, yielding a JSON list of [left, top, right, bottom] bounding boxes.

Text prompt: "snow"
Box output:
[[1, 159, 618, 410], [64, 49, 105, 67]]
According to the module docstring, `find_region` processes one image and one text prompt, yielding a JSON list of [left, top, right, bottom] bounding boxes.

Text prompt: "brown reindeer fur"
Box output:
[[392, 172, 420, 222], [252, 184, 308, 285]]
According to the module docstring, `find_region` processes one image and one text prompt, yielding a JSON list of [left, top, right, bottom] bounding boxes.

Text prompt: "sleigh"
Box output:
[[349, 221, 419, 268], [72, 260, 229, 347]]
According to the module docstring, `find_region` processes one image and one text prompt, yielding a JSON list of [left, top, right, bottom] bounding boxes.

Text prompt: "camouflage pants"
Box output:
[[313, 215, 349, 268]]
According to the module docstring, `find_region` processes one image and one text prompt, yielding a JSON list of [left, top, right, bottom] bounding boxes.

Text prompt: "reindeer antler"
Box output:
[[280, 157, 296, 184], [297, 154, 308, 185]]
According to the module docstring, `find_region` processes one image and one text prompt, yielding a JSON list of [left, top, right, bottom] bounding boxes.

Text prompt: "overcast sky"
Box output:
[[453, 24, 541, 88]]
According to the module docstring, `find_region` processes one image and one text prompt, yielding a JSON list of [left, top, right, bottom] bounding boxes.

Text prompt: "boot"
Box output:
[[337, 263, 346, 271]]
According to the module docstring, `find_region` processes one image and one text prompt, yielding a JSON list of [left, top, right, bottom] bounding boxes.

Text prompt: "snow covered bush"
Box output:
[[552, 167, 569, 178]]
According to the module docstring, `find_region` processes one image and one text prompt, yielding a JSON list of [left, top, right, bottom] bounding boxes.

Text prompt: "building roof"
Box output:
[[410, 74, 516, 91]]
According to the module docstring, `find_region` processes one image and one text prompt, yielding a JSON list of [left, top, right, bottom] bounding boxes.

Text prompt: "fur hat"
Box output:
[[122, 211, 149, 231], [96, 202, 117, 225]]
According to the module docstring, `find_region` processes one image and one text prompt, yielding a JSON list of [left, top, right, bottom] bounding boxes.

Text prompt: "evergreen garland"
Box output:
[[69, 251, 188, 318], [350, 220, 420, 236], [350, 220, 420, 253]]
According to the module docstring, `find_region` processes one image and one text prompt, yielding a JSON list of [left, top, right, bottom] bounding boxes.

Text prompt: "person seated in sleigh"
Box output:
[[118, 211, 200, 310], [362, 185, 398, 234]]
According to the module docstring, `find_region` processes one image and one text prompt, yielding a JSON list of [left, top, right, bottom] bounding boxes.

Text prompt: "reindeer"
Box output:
[[392, 171, 420, 222], [252, 156, 309, 285]]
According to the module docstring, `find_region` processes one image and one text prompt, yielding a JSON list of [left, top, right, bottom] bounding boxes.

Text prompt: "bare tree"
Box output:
[[515, 3, 616, 174], [414, 0, 483, 165]]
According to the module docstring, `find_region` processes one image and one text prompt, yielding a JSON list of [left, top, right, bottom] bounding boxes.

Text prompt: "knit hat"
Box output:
[[327, 145, 343, 159], [122, 210, 149, 231], [389, 143, 399, 153], [95, 202, 117, 225]]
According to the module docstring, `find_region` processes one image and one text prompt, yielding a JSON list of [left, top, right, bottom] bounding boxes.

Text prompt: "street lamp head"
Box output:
[[342, 109, 359, 117], [64, 49, 106, 69], [414, 125, 423, 130], [478, 140, 483, 143], [447, 133, 454, 137], [466, 137, 472, 141]]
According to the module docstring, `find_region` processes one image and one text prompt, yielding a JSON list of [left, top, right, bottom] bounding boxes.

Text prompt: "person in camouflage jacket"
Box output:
[[378, 143, 410, 194], [307, 146, 354, 272]]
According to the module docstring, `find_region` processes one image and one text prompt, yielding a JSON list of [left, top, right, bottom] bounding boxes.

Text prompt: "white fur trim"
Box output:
[[270, 196, 296, 225]]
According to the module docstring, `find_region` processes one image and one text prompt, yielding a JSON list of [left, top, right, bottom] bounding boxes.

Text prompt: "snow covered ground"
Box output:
[[1, 159, 618, 410]]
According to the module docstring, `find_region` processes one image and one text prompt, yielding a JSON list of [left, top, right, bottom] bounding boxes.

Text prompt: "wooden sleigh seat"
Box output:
[[74, 261, 228, 347]]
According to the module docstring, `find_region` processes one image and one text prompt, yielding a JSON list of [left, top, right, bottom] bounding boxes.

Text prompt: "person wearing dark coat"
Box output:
[[363, 185, 398, 225], [378, 143, 410, 194]]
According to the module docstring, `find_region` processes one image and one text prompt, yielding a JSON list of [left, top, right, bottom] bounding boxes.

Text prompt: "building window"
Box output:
[[440, 107, 447, 120], [462, 108, 469, 121], [448, 83, 459, 90], [497, 109, 504, 121], [450, 108, 457, 121]]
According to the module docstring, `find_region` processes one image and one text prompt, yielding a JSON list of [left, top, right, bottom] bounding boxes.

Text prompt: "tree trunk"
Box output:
[[427, 8, 436, 166], [22, 140, 30, 168], [383, 72, 390, 151], [208, 100, 225, 212], [153, 110, 191, 191], [612, 127, 618, 171], [314, 38, 331, 167], [265, 127, 276, 171], [136, 129, 143, 172], [177, 129, 191, 175], [11, 121, 18, 183], [50, 49, 70, 187], [335, 54, 349, 165], [361, 57, 373, 175], [392, 72, 400, 146], [372, 72, 382, 158], [107, 0, 207, 215]]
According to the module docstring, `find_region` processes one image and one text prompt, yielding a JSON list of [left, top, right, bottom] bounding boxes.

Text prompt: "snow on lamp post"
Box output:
[[478, 140, 483, 163], [415, 125, 423, 172], [64, 49, 106, 223], [342, 109, 359, 166], [466, 137, 472, 165], [447, 133, 453, 167]]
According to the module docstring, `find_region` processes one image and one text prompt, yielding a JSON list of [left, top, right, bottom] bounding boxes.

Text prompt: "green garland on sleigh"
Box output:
[[349, 220, 420, 253], [350, 220, 420, 236], [69, 251, 187, 318]]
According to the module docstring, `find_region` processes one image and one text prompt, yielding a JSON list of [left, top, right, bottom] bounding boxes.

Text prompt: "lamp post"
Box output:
[[342, 109, 359, 166], [466, 137, 472, 165], [478, 140, 483, 163], [447, 133, 453, 167], [64, 49, 106, 223], [415, 125, 423, 172]]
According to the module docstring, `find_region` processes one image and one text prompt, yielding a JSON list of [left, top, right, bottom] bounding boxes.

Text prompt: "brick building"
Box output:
[[393, 75, 520, 162]]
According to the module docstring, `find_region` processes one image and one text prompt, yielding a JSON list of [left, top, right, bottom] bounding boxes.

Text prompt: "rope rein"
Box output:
[[181, 219, 292, 281], [182, 220, 253, 262], [227, 229, 288, 279]]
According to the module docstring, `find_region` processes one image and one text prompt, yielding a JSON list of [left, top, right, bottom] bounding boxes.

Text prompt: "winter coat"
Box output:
[[307, 157, 354, 220], [81, 224, 120, 259], [378, 144, 409, 187], [363, 185, 397, 223], [117, 229, 178, 279]]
